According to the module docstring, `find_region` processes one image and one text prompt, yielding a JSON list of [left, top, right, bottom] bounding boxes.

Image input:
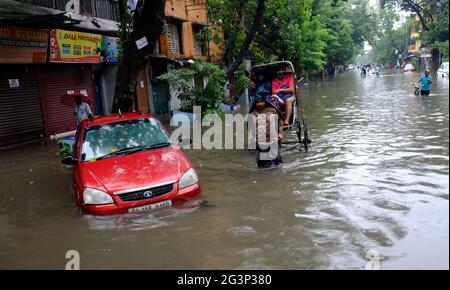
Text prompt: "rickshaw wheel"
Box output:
[[296, 120, 302, 148], [302, 117, 310, 152]]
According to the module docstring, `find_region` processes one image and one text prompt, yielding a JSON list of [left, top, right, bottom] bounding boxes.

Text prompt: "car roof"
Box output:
[[81, 112, 155, 127]]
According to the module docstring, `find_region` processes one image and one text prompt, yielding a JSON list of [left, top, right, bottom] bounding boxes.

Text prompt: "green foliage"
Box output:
[[370, 19, 409, 65], [438, 41, 449, 62], [207, 0, 260, 66], [116, 0, 134, 61], [410, 58, 419, 69], [57, 140, 72, 157], [421, 0, 449, 60], [382, 0, 449, 61], [255, 0, 329, 75], [207, 0, 380, 75], [344, 0, 379, 47], [157, 62, 227, 115]]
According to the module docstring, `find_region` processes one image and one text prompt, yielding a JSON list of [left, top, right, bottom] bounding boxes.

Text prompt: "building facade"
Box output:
[[0, 0, 119, 146], [0, 0, 223, 146], [143, 0, 223, 119]]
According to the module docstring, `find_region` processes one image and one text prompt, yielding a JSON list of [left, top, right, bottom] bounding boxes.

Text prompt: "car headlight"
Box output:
[[179, 168, 198, 189], [83, 188, 114, 205]]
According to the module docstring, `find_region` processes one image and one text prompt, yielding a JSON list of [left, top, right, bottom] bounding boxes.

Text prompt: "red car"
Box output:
[[62, 112, 201, 215]]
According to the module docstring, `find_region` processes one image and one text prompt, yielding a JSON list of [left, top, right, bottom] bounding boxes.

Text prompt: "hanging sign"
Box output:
[[135, 36, 148, 50]]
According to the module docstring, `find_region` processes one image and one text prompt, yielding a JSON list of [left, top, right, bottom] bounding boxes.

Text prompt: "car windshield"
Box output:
[[81, 118, 170, 161]]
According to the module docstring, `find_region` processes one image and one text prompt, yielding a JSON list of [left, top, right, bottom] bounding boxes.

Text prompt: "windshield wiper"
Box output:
[[95, 143, 171, 160], [96, 146, 145, 160], [144, 142, 171, 150]]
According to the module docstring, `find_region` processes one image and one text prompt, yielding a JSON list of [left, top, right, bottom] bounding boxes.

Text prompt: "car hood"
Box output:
[[80, 146, 191, 194]]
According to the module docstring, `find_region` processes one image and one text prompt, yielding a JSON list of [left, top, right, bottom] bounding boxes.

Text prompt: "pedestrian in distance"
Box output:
[[74, 95, 94, 126], [416, 69, 433, 96]]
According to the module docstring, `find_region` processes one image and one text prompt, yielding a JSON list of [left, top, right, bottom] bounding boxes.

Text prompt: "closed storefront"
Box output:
[[0, 65, 44, 146], [36, 28, 100, 138], [0, 25, 48, 146], [38, 64, 95, 137]]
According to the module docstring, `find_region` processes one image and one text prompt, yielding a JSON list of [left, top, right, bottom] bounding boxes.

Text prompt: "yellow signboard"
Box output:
[[50, 29, 101, 63]]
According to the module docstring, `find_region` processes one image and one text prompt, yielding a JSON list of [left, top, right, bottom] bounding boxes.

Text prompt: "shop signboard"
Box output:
[[50, 29, 102, 63], [0, 25, 48, 64]]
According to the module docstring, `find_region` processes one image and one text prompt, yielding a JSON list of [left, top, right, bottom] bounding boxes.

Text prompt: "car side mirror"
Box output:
[[61, 155, 77, 165]]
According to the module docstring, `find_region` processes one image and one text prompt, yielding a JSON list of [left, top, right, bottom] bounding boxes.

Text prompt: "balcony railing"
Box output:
[[16, 0, 118, 21]]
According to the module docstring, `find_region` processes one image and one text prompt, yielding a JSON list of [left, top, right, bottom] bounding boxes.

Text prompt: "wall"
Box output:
[[186, 0, 207, 24], [165, 0, 188, 20]]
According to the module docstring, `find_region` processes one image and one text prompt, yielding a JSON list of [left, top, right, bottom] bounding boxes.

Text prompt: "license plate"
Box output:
[[128, 200, 172, 213]]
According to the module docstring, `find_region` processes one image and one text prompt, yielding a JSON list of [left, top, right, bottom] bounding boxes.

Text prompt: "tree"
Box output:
[[421, 0, 449, 65], [382, 0, 449, 69], [345, 0, 379, 48], [208, 0, 266, 79], [157, 62, 227, 115], [112, 0, 165, 113], [371, 22, 409, 65], [382, 0, 432, 31], [254, 0, 330, 75], [310, 0, 378, 72]]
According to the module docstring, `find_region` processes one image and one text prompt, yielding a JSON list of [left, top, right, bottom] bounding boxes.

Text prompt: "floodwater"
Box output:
[[0, 69, 448, 269]]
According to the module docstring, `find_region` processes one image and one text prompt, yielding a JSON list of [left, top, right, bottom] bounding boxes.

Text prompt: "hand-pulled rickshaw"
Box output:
[[248, 61, 311, 152]]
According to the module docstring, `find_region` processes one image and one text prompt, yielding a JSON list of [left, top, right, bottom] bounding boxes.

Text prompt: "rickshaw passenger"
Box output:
[[272, 70, 295, 127], [253, 74, 272, 94], [249, 73, 272, 104]]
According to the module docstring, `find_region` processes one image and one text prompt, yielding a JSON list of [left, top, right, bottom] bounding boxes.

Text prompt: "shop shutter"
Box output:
[[0, 65, 43, 146], [38, 64, 95, 137]]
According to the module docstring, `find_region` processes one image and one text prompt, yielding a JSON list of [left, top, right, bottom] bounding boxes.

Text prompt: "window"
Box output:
[[193, 24, 206, 56], [167, 22, 183, 54]]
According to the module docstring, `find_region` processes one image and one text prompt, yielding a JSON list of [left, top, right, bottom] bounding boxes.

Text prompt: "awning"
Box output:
[[0, 0, 118, 33], [0, 0, 78, 27]]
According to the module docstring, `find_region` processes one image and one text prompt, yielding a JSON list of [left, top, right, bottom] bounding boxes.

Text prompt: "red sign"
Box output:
[[0, 25, 48, 64]]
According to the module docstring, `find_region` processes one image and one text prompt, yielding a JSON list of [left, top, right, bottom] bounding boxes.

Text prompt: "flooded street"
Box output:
[[0, 70, 448, 269]]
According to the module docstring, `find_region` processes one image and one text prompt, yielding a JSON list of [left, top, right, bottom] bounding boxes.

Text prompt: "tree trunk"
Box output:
[[226, 0, 265, 78], [112, 0, 166, 113], [431, 48, 440, 72]]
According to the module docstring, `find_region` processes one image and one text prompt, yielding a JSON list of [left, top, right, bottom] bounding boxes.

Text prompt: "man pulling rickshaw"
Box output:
[[248, 61, 311, 168]]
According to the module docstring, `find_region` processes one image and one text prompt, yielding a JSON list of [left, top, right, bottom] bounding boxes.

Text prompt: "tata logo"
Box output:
[[143, 190, 153, 198]]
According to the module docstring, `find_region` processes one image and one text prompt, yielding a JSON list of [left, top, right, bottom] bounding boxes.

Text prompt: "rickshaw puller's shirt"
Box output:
[[272, 74, 294, 93]]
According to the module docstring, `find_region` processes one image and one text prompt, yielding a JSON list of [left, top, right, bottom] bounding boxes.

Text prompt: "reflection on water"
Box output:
[[0, 70, 448, 269]]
